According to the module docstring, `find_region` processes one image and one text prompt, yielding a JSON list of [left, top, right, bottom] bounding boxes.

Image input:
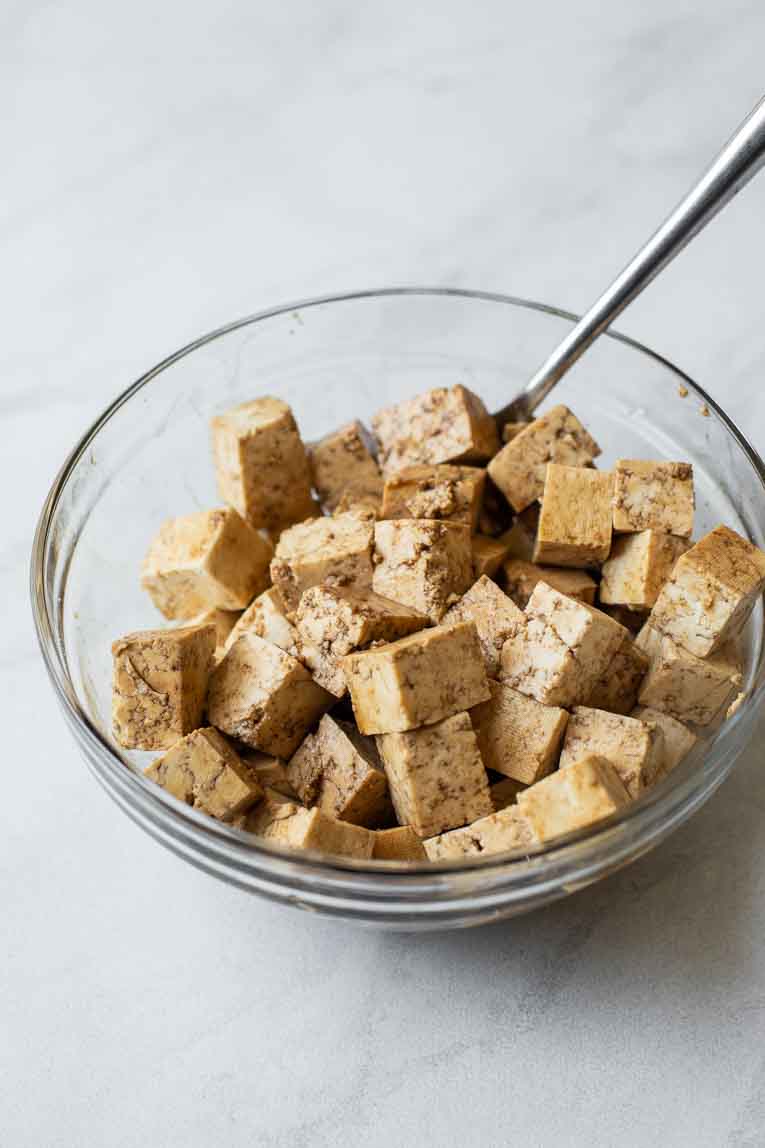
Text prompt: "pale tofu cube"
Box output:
[[308, 420, 383, 512], [502, 558, 597, 610], [112, 623, 215, 751], [533, 464, 613, 568], [472, 534, 511, 579], [376, 712, 492, 838], [286, 715, 391, 827], [424, 805, 537, 860], [442, 576, 524, 676], [559, 706, 664, 797], [207, 633, 333, 757], [250, 797, 375, 859], [470, 679, 568, 784], [344, 621, 490, 734], [600, 530, 690, 609], [500, 582, 626, 708], [612, 459, 694, 537], [381, 465, 486, 530], [211, 397, 316, 533], [648, 525, 765, 656], [487, 405, 600, 513], [372, 826, 427, 861], [631, 706, 697, 780], [294, 585, 427, 697], [372, 519, 473, 623], [270, 512, 374, 612], [490, 776, 527, 811], [237, 749, 299, 799], [142, 508, 273, 620], [586, 631, 649, 715], [372, 384, 499, 474], [517, 754, 630, 842], [145, 728, 263, 820], [636, 632, 742, 726], [223, 587, 299, 656]]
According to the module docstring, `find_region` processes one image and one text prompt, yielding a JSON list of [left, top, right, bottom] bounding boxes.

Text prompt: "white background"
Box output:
[[4, 2, 765, 1144]]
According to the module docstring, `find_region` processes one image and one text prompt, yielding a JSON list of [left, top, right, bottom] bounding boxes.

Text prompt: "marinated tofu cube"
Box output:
[[270, 512, 374, 612], [517, 754, 630, 842], [372, 384, 499, 474], [250, 797, 375, 859], [223, 587, 299, 656], [600, 530, 690, 609], [636, 632, 742, 726], [533, 464, 613, 568], [184, 607, 242, 662], [612, 459, 694, 536], [373, 826, 427, 861], [442, 576, 524, 676], [237, 749, 299, 799], [145, 728, 263, 820], [648, 525, 765, 657], [112, 623, 215, 751], [471, 679, 568, 785], [472, 534, 511, 579], [381, 464, 486, 530], [208, 633, 333, 758], [487, 405, 600, 513], [424, 805, 537, 860], [500, 582, 626, 708], [294, 585, 427, 697], [489, 776, 527, 811], [240, 790, 303, 834], [502, 558, 597, 610], [376, 712, 492, 838], [211, 397, 316, 533], [631, 706, 697, 780], [344, 621, 490, 735], [372, 519, 473, 623], [142, 508, 273, 620], [286, 715, 391, 827], [559, 706, 664, 797], [308, 420, 383, 512], [334, 488, 383, 518], [586, 630, 649, 715]]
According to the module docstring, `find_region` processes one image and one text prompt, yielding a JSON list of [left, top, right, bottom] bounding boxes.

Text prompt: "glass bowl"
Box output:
[[31, 288, 765, 931]]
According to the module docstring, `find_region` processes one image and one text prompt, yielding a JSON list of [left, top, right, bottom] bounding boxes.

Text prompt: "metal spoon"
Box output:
[[495, 94, 765, 428]]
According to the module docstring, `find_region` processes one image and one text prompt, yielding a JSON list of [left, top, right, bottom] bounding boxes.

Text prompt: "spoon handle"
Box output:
[[497, 94, 765, 425]]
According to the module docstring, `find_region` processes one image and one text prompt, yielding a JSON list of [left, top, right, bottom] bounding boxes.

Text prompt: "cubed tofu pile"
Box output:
[[111, 388, 765, 864]]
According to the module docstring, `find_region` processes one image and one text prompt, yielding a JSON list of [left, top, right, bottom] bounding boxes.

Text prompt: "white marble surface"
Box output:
[[4, 1, 765, 1144]]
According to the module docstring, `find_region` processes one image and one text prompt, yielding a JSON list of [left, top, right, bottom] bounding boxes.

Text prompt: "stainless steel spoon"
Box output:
[[495, 94, 765, 428]]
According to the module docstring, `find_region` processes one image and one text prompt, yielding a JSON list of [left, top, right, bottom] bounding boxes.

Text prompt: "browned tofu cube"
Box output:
[[142, 508, 273, 620], [517, 754, 630, 842], [471, 679, 568, 785], [207, 633, 333, 758], [372, 519, 473, 623], [600, 530, 690, 609], [487, 405, 600, 513], [250, 797, 375, 858], [636, 630, 742, 726], [286, 715, 391, 827], [472, 534, 511, 579], [442, 576, 524, 676], [424, 805, 537, 860], [376, 712, 492, 837], [502, 558, 597, 610], [533, 465, 613, 568], [223, 587, 299, 656], [381, 464, 486, 530], [373, 826, 427, 861], [112, 623, 215, 751], [372, 384, 499, 474], [559, 706, 664, 797], [631, 706, 697, 780], [648, 525, 765, 657], [211, 397, 316, 533], [145, 728, 263, 820], [270, 512, 374, 612], [308, 420, 383, 512], [344, 621, 490, 734], [612, 459, 694, 537]]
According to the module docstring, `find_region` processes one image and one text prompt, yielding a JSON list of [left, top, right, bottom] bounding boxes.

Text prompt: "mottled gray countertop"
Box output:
[[4, 2, 765, 1144]]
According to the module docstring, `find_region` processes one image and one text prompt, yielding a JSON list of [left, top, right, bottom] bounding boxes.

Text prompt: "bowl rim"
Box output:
[[29, 285, 765, 894]]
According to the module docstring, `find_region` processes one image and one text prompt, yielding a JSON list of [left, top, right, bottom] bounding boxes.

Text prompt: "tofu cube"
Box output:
[[372, 519, 473, 623], [373, 826, 427, 861], [636, 632, 742, 726], [286, 715, 391, 827], [237, 749, 299, 799], [372, 384, 500, 474], [381, 464, 486, 530], [586, 630, 649, 715], [490, 776, 527, 811], [501, 420, 530, 443], [501, 505, 540, 561], [251, 798, 375, 859], [442, 575, 524, 676], [533, 464, 614, 568], [500, 582, 626, 708], [308, 420, 383, 512], [472, 534, 511, 579], [184, 607, 242, 662], [559, 706, 664, 797], [376, 712, 492, 838], [631, 706, 697, 780], [207, 633, 333, 758], [487, 405, 600, 513], [145, 728, 263, 820], [502, 558, 597, 610], [612, 459, 694, 537], [344, 621, 490, 734], [600, 530, 690, 609], [423, 805, 537, 860], [112, 623, 215, 750], [470, 680, 568, 784], [648, 525, 765, 656], [211, 397, 316, 533], [517, 754, 630, 842], [223, 587, 299, 656], [334, 488, 383, 518], [270, 512, 374, 612], [142, 508, 273, 620]]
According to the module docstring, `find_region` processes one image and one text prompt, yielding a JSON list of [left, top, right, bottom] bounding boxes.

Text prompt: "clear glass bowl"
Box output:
[[31, 288, 765, 930]]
